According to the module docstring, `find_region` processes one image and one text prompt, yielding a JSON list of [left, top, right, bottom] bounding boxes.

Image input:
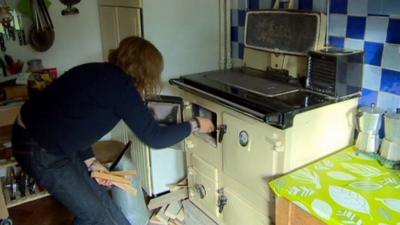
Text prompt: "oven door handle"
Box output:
[[217, 124, 227, 143]]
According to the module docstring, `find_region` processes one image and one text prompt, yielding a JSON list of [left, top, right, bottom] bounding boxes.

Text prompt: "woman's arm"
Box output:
[[114, 81, 192, 149]]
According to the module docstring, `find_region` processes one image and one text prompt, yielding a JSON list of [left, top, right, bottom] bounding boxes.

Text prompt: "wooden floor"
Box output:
[[9, 196, 74, 225]]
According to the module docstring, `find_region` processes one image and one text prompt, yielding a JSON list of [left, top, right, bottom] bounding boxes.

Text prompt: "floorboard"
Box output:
[[8, 196, 74, 225]]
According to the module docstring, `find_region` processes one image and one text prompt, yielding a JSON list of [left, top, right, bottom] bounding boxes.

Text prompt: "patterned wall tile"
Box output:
[[365, 16, 389, 43], [312, 0, 327, 12], [329, 36, 345, 48], [346, 16, 366, 39], [259, 0, 273, 9], [364, 41, 384, 66], [382, 44, 400, 71], [368, 0, 400, 16], [386, 18, 400, 44], [344, 38, 364, 50], [380, 69, 400, 95], [329, 14, 348, 37], [359, 88, 378, 106], [377, 91, 400, 111], [362, 65, 382, 91], [347, 0, 368, 16], [299, 0, 313, 10], [330, 0, 348, 14]]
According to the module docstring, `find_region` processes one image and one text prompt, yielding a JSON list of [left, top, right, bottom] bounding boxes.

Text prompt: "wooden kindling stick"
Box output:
[[91, 171, 131, 185], [91, 171, 138, 196], [109, 170, 137, 177]]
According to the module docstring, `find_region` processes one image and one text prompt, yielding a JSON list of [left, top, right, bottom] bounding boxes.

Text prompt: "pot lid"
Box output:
[[359, 103, 384, 115], [385, 108, 400, 120]]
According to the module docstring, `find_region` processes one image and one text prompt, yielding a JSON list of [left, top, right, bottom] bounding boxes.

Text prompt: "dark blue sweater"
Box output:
[[20, 63, 191, 160]]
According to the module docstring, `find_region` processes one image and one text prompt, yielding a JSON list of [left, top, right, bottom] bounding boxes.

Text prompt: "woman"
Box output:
[[11, 36, 214, 225]]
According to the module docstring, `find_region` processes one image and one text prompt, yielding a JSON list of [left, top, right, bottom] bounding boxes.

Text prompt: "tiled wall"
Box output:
[[231, 0, 400, 111]]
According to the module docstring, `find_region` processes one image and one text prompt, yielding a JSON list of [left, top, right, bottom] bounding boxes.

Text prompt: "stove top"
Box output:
[[170, 68, 350, 128]]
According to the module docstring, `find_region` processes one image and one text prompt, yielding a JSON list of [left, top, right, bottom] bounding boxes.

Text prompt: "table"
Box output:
[[269, 146, 400, 225]]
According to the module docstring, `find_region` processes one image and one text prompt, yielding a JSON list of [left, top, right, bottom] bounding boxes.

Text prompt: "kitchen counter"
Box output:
[[269, 146, 400, 225]]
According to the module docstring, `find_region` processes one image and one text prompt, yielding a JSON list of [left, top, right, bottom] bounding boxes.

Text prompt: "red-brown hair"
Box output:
[[108, 36, 163, 95]]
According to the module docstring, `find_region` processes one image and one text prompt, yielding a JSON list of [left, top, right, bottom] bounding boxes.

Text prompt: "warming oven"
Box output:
[[169, 10, 360, 225]]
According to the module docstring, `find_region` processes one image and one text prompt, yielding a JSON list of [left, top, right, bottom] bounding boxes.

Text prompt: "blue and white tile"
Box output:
[[231, 0, 240, 10], [347, 0, 368, 16], [362, 65, 382, 91], [238, 26, 245, 43], [368, 0, 400, 16], [344, 38, 364, 50], [298, 0, 313, 10], [232, 42, 240, 59], [367, 0, 384, 16], [239, 43, 245, 59], [330, 0, 348, 14], [248, 0, 260, 10], [346, 16, 367, 39], [240, 0, 247, 9], [259, 0, 273, 9], [382, 43, 400, 71], [231, 10, 239, 27], [365, 16, 389, 43], [238, 10, 246, 26], [386, 18, 400, 44], [359, 88, 378, 107], [328, 36, 345, 48], [377, 91, 400, 111], [364, 41, 384, 66], [329, 14, 348, 37], [231, 26, 239, 42], [312, 0, 327, 13], [380, 68, 400, 95]]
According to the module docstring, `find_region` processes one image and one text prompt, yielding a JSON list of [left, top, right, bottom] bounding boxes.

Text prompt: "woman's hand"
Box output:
[[84, 157, 113, 187], [197, 117, 215, 133]]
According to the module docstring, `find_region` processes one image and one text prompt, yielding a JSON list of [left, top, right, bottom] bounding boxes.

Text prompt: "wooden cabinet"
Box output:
[[276, 198, 325, 225], [98, 0, 142, 60]]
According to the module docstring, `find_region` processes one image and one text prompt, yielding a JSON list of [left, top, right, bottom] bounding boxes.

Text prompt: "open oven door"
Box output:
[[142, 95, 186, 195]]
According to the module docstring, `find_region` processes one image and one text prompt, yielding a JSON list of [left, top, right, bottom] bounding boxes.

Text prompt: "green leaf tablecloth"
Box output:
[[269, 146, 400, 225]]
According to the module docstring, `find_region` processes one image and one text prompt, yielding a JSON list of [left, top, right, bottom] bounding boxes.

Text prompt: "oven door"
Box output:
[[183, 99, 222, 222], [221, 112, 284, 225], [146, 95, 184, 150]]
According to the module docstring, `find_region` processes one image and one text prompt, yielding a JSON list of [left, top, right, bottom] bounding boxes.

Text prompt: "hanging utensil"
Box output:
[[0, 23, 5, 51], [38, 0, 53, 30], [29, 0, 55, 51], [17, 12, 27, 45]]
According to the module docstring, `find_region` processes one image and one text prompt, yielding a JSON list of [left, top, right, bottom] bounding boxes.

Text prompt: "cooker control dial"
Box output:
[[239, 130, 249, 147]]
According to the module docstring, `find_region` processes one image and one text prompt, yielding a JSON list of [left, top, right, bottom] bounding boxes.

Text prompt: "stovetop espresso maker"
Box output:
[[380, 108, 400, 161], [355, 103, 384, 153]]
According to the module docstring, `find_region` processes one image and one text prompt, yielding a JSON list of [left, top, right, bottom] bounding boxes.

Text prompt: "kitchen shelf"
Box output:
[[4, 190, 50, 208], [1, 174, 50, 208]]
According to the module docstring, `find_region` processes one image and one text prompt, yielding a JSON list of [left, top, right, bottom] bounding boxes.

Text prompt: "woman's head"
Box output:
[[108, 36, 163, 95]]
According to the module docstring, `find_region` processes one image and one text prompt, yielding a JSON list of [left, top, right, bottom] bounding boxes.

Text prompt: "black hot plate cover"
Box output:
[[170, 68, 343, 128]]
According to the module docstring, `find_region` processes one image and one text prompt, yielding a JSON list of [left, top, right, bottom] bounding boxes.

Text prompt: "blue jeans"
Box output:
[[11, 123, 132, 225]]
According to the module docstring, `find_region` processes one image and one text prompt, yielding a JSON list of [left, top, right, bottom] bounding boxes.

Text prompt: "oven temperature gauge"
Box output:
[[239, 130, 249, 147]]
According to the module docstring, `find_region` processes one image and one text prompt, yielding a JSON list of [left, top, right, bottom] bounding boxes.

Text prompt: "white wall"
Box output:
[[142, 0, 222, 82], [6, 1, 103, 75]]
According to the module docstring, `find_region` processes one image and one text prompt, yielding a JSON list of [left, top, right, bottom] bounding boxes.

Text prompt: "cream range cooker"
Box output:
[[169, 10, 360, 225]]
